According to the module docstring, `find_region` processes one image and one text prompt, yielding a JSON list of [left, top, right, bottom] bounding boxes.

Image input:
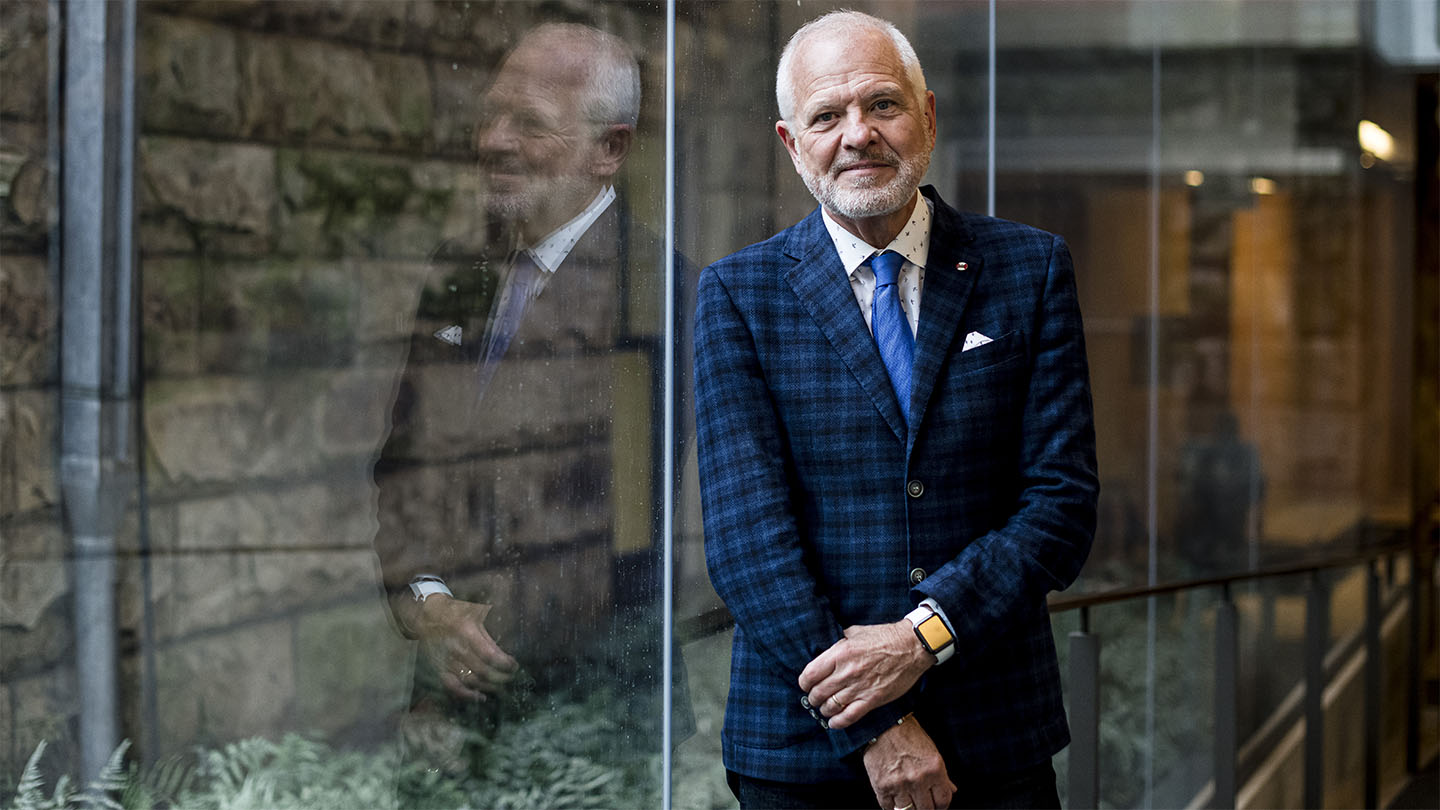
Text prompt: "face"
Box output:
[[776, 29, 936, 222], [475, 42, 609, 234]]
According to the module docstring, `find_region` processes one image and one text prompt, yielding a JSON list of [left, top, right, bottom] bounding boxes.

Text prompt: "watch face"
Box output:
[[917, 614, 953, 651]]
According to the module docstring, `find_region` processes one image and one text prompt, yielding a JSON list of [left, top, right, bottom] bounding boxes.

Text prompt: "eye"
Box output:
[[874, 99, 896, 111], [814, 111, 837, 124]]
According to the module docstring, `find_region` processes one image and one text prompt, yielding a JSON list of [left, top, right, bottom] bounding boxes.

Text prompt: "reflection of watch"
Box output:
[[905, 604, 954, 664], [409, 575, 452, 603]]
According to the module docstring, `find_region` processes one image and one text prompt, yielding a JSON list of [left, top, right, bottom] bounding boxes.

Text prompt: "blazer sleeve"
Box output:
[[693, 263, 915, 755], [915, 234, 1098, 658]]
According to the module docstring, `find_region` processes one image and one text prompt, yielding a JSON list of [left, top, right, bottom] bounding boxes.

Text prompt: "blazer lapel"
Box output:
[[909, 190, 982, 448], [783, 209, 908, 441]]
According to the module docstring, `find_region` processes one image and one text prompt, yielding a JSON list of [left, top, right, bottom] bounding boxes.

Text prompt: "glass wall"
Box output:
[[1, 1, 1432, 808]]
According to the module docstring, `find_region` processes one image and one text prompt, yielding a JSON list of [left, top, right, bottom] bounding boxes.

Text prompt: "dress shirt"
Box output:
[[820, 191, 932, 338], [527, 184, 616, 281], [818, 192, 957, 655]]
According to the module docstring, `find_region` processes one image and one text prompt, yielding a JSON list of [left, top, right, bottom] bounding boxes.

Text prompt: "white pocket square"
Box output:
[[962, 331, 994, 352]]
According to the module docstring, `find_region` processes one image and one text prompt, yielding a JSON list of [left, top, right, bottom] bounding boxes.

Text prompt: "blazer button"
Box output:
[[906, 479, 924, 498], [909, 567, 927, 585]]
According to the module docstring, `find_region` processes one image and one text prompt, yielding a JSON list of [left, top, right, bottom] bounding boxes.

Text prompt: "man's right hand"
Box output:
[[408, 595, 518, 700], [861, 714, 956, 810]]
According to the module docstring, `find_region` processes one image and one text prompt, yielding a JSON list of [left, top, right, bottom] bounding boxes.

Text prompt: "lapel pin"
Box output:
[[956, 262, 968, 271]]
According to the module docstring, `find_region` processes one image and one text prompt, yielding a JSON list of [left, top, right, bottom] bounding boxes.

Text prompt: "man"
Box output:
[[694, 11, 1097, 810], [372, 22, 685, 773]]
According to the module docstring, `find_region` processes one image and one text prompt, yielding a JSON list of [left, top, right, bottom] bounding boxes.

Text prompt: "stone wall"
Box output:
[[0, 0, 672, 774]]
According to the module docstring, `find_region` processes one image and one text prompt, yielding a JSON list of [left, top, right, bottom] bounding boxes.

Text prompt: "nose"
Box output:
[[477, 112, 517, 155], [839, 109, 877, 150]]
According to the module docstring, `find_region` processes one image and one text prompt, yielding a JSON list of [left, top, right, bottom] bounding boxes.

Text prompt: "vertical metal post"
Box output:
[[1213, 585, 1238, 809], [1303, 570, 1330, 810], [1406, 542, 1421, 772], [1364, 560, 1382, 809], [60, 0, 138, 783], [1069, 606, 1101, 810]]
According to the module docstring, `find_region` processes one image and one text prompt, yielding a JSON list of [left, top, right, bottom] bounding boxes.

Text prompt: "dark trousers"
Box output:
[[727, 760, 1060, 810]]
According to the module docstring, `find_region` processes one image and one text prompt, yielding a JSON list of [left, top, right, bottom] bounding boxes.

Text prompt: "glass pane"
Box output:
[[3, 2, 675, 806]]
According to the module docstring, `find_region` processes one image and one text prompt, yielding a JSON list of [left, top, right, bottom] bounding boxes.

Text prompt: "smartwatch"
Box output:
[[905, 604, 955, 664]]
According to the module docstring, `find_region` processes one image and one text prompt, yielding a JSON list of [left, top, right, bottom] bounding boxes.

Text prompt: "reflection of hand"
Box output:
[[411, 595, 518, 700], [798, 621, 932, 729], [862, 715, 955, 810]]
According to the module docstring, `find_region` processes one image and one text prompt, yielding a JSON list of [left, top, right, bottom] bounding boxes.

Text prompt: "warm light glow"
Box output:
[[1250, 177, 1277, 195], [1358, 120, 1395, 162], [1184, 170, 1205, 187]]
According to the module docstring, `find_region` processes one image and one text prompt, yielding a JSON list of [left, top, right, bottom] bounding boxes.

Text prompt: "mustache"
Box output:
[[831, 150, 900, 173]]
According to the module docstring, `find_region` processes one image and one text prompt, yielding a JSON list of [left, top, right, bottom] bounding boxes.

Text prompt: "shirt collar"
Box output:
[[524, 185, 616, 274], [820, 191, 933, 278]]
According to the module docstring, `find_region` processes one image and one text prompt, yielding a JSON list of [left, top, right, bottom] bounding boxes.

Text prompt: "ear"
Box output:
[[591, 124, 634, 178], [775, 119, 803, 171], [924, 91, 937, 141]]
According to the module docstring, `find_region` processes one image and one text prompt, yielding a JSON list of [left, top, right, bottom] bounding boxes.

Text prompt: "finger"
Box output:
[[459, 625, 519, 676], [438, 670, 485, 702], [930, 782, 954, 810], [815, 691, 847, 718], [825, 695, 873, 729], [798, 649, 837, 691]]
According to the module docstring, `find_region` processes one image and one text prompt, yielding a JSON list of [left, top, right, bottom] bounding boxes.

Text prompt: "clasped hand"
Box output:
[[410, 595, 518, 700], [798, 620, 933, 729]]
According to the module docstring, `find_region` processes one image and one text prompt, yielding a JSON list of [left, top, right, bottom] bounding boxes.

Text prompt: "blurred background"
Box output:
[[1, 1, 1435, 808]]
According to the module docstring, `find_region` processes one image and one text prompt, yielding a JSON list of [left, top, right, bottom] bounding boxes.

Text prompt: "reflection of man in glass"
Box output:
[[372, 22, 679, 775]]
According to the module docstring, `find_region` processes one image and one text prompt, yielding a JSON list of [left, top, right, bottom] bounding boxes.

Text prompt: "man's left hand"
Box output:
[[799, 621, 934, 729]]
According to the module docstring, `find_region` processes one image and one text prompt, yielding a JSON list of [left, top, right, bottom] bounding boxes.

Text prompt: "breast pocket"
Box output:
[[956, 329, 1023, 374]]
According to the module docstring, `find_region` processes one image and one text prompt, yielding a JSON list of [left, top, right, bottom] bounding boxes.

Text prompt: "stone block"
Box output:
[[144, 373, 357, 485], [148, 549, 380, 643], [320, 366, 396, 455], [241, 33, 431, 151], [0, 389, 58, 514], [138, 13, 242, 137], [403, 352, 614, 458], [293, 599, 410, 741], [275, 149, 464, 259], [140, 258, 204, 378], [0, 1, 49, 123], [0, 555, 67, 646], [1, 128, 53, 247], [351, 259, 430, 344], [429, 58, 491, 155], [139, 137, 277, 257], [6, 667, 79, 778], [152, 619, 295, 757], [490, 444, 613, 553], [173, 481, 373, 553], [0, 254, 56, 387]]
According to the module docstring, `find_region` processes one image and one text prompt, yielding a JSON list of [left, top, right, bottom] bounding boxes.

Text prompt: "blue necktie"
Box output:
[[476, 250, 543, 396], [870, 250, 914, 423]]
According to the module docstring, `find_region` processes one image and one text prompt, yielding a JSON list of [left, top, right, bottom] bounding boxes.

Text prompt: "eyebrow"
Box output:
[[804, 81, 910, 117]]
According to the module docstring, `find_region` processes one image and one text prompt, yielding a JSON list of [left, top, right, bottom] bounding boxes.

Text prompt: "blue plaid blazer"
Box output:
[[694, 186, 1098, 783]]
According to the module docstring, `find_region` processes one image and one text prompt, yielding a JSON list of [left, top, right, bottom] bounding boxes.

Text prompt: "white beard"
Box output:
[[799, 142, 932, 220]]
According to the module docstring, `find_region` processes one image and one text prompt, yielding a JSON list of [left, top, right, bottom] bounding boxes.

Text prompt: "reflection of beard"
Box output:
[[482, 160, 594, 234], [799, 140, 932, 220]]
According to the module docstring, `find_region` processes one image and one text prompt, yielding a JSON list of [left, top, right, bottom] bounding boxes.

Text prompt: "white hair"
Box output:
[[520, 23, 641, 128], [775, 11, 927, 124]]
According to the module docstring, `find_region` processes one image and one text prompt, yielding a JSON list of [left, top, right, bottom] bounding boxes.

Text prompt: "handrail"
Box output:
[[676, 532, 1424, 645]]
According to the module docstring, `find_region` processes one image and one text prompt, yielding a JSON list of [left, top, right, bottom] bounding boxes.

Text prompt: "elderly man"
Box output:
[[694, 11, 1097, 810], [372, 21, 686, 774]]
